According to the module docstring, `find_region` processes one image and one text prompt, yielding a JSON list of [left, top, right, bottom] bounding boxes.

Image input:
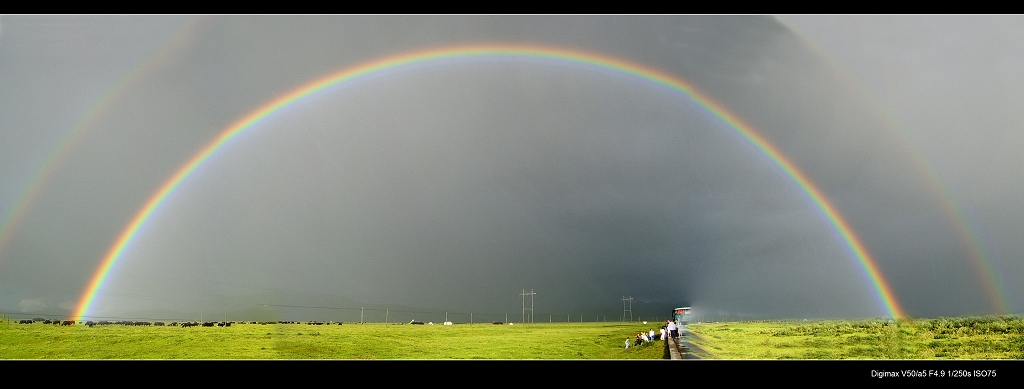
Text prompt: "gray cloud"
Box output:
[[1, 16, 1021, 323], [19, 298, 46, 312]]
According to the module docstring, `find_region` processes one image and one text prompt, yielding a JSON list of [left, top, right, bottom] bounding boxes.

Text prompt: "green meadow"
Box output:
[[686, 316, 1024, 359], [7, 316, 1022, 359], [0, 321, 665, 359]]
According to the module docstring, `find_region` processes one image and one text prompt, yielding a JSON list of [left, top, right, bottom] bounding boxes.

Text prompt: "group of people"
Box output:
[[666, 319, 680, 339], [624, 319, 682, 349]]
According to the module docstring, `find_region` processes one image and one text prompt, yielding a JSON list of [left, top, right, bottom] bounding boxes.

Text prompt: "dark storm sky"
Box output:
[[1, 15, 1021, 322]]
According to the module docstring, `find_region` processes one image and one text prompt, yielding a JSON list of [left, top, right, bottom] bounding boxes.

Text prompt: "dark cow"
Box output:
[[61, 320, 74, 326], [19, 319, 32, 324], [85, 321, 95, 327]]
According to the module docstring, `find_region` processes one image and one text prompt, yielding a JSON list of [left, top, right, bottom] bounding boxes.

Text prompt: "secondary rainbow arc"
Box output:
[[778, 22, 1011, 315], [0, 18, 203, 265], [73, 44, 906, 321]]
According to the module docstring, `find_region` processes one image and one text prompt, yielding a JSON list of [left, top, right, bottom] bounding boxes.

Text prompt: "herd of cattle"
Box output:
[[16, 318, 343, 327]]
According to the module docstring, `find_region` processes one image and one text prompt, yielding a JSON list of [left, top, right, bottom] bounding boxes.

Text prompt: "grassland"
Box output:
[[10, 315, 1020, 359], [686, 316, 1024, 359], [0, 322, 666, 359]]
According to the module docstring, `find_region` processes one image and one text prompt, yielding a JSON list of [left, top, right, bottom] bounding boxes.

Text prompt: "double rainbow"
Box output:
[[73, 44, 906, 320], [781, 21, 1011, 315]]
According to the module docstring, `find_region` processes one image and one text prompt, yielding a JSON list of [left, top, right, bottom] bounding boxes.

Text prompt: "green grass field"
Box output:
[[686, 316, 1024, 359], [0, 321, 666, 359], [9, 316, 1021, 359]]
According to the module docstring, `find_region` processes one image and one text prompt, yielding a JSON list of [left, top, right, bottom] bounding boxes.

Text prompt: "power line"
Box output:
[[519, 289, 536, 324], [622, 296, 633, 323]]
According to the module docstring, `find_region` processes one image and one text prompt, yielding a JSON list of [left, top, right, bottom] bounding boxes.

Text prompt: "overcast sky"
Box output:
[[1, 15, 1021, 323]]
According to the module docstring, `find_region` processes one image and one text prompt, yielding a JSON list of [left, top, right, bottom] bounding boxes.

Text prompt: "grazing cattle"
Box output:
[[61, 320, 74, 326], [85, 321, 95, 327], [202, 322, 215, 327], [19, 320, 32, 324], [410, 321, 425, 325]]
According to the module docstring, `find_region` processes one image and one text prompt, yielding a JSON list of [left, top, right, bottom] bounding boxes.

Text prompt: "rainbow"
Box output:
[[0, 17, 204, 265], [779, 21, 1012, 315], [73, 44, 907, 320]]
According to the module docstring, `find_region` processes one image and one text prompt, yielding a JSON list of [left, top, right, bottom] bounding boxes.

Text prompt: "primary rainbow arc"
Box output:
[[73, 44, 906, 321]]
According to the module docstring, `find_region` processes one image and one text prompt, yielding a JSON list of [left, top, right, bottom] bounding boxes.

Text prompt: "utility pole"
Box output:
[[520, 289, 536, 323], [360, 307, 364, 324], [622, 296, 633, 323]]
